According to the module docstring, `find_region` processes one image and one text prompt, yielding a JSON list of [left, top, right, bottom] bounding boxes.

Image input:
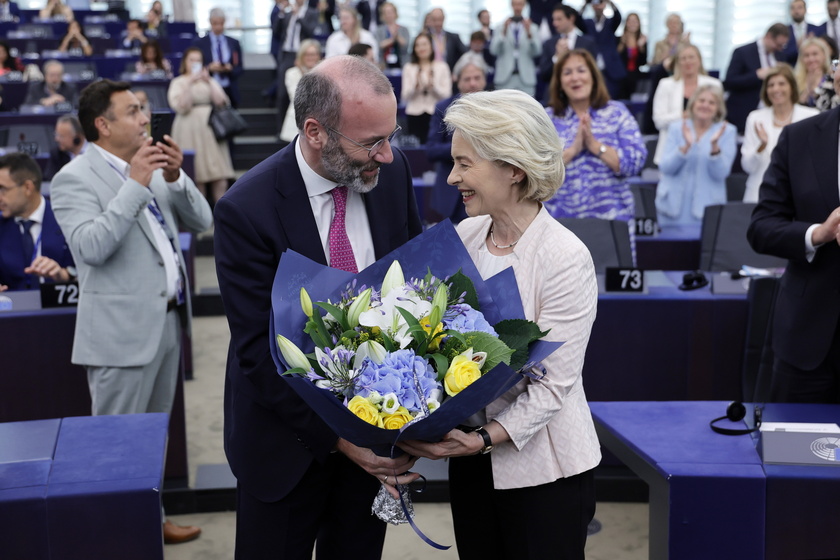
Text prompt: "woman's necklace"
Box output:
[[489, 226, 519, 249], [773, 107, 794, 127]]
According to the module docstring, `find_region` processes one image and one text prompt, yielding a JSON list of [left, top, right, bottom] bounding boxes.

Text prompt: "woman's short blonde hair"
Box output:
[[686, 83, 727, 123], [295, 39, 321, 67], [444, 89, 565, 203]]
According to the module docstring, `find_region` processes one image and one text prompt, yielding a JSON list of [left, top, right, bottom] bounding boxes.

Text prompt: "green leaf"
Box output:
[[314, 301, 348, 331], [448, 270, 480, 310], [428, 353, 450, 381], [280, 367, 308, 377], [462, 331, 514, 372], [494, 319, 550, 371]]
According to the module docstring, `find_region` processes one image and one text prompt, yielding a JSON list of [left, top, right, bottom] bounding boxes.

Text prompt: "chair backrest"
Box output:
[[0, 124, 56, 154], [699, 202, 787, 272], [556, 217, 634, 273], [726, 173, 748, 202], [629, 181, 656, 218]]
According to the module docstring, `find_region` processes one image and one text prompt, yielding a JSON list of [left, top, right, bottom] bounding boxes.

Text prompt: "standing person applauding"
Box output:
[[401, 32, 451, 142], [400, 88, 601, 560]]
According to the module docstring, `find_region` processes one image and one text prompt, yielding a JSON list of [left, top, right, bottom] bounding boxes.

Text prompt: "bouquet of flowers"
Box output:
[[269, 221, 561, 527]]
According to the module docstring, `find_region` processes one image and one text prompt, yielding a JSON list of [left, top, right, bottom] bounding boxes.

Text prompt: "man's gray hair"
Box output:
[[209, 7, 225, 20], [294, 55, 393, 131], [452, 52, 488, 80]]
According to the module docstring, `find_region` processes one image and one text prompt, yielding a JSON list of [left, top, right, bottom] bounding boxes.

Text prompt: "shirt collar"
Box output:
[[17, 194, 46, 224], [90, 142, 131, 179], [294, 137, 340, 197]]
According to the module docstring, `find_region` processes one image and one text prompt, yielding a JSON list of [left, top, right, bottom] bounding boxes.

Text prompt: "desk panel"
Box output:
[[635, 225, 701, 271]]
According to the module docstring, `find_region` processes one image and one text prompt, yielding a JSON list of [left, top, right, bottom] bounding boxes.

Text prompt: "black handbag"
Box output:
[[209, 104, 247, 140]]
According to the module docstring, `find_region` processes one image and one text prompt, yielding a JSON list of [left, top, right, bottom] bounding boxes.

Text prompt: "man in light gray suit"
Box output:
[[50, 79, 212, 544], [490, 0, 542, 96]]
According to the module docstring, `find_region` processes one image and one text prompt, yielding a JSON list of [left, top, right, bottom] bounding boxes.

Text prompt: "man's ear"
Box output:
[[301, 118, 325, 150]]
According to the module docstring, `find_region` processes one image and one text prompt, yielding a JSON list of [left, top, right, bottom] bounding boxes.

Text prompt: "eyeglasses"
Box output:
[[324, 124, 401, 159]]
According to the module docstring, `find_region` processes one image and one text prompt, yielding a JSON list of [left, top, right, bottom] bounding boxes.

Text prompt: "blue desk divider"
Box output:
[[0, 414, 168, 560]]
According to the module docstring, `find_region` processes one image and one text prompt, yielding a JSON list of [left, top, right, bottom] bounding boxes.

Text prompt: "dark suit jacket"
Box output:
[[0, 199, 74, 290], [272, 3, 319, 57], [581, 10, 625, 83], [23, 81, 78, 107], [429, 29, 467, 71], [538, 33, 598, 83], [528, 0, 555, 29], [0, 1, 20, 19], [781, 22, 821, 64], [214, 139, 422, 502], [43, 147, 71, 181], [724, 42, 763, 133], [747, 107, 839, 371], [356, 0, 384, 31], [192, 34, 243, 106]]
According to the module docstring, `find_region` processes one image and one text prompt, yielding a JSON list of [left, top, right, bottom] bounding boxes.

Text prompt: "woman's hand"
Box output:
[[398, 429, 484, 460], [709, 121, 727, 155], [680, 118, 694, 154], [755, 121, 768, 146]]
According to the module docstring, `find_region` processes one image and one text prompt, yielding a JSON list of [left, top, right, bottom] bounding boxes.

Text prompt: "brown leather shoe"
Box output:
[[163, 519, 202, 544]]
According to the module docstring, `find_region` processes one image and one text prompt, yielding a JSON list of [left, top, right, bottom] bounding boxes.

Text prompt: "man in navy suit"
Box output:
[[0, 152, 74, 292], [0, 0, 21, 20], [817, 0, 840, 44], [781, 0, 821, 63], [748, 63, 840, 404], [538, 4, 598, 87], [192, 8, 243, 107], [579, 0, 625, 100], [356, 0, 384, 31], [214, 55, 422, 559], [426, 7, 467, 71], [724, 23, 790, 133]]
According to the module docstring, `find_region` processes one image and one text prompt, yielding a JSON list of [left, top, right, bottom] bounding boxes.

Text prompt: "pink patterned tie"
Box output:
[[328, 186, 358, 273]]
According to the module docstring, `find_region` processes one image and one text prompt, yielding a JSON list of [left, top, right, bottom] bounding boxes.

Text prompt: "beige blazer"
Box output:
[[457, 207, 602, 490]]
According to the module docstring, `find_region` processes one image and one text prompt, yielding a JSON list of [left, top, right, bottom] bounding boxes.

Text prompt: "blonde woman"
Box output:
[[794, 37, 832, 106], [279, 39, 321, 143], [325, 6, 377, 60], [651, 44, 721, 164], [400, 89, 600, 560], [652, 13, 690, 71]]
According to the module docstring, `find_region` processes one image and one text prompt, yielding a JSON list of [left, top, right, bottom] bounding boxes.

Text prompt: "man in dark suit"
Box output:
[[0, 0, 21, 21], [538, 4, 598, 85], [426, 53, 486, 224], [579, 0, 625, 100], [192, 8, 243, 107], [273, 0, 319, 132], [724, 23, 790, 133], [214, 55, 422, 559], [44, 114, 86, 181], [426, 7, 467, 70], [24, 60, 78, 109], [817, 0, 840, 44], [356, 0, 384, 31], [781, 0, 821, 63], [747, 70, 840, 404], [0, 152, 74, 292]]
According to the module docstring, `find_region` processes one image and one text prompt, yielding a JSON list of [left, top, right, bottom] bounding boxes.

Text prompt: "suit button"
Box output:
[[160, 291, 166, 297], [158, 261, 164, 266]]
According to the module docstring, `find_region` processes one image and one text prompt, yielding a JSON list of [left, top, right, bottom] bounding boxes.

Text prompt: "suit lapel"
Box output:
[[811, 107, 840, 210], [274, 140, 328, 264]]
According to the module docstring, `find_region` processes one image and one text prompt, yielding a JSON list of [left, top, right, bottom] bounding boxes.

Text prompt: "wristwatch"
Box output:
[[475, 426, 493, 454], [598, 144, 607, 158]]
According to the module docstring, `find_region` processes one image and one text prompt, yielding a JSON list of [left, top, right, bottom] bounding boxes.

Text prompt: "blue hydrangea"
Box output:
[[443, 304, 497, 336], [355, 349, 440, 413]]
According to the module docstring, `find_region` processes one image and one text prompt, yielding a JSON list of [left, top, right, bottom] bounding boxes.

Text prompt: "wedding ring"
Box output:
[[384, 475, 389, 484]]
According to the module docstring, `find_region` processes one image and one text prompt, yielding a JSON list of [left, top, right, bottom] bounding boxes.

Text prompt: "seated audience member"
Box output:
[[135, 40, 173, 78], [0, 152, 75, 292], [655, 84, 736, 225], [39, 0, 73, 21], [44, 114, 87, 180], [617, 12, 647, 100], [794, 36, 832, 106], [741, 64, 817, 202], [0, 40, 24, 75], [121, 19, 148, 50], [0, 0, 21, 21], [402, 31, 451, 142], [279, 38, 321, 143], [325, 6, 377, 59], [145, 0, 168, 38], [652, 44, 721, 164], [58, 19, 93, 56], [374, 2, 409, 69], [425, 52, 487, 223], [24, 60, 78, 108], [348, 42, 376, 64]]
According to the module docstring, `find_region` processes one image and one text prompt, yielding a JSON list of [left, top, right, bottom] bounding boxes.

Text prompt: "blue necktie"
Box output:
[[20, 219, 35, 288]]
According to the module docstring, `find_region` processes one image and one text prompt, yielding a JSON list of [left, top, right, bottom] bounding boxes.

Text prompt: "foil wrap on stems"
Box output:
[[372, 484, 414, 525]]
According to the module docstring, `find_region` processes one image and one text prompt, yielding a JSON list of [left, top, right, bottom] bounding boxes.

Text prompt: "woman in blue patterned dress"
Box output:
[[544, 49, 647, 227]]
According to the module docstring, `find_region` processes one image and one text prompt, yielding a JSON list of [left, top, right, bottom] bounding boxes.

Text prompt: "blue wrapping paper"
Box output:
[[270, 220, 562, 456]]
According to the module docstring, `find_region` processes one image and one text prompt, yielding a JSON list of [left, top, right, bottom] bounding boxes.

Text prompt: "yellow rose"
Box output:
[[444, 354, 482, 397], [382, 407, 414, 430], [348, 395, 384, 427], [419, 315, 444, 351]]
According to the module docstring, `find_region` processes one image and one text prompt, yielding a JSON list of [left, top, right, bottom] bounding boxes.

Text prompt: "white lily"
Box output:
[[353, 340, 387, 368], [346, 287, 372, 328], [358, 285, 432, 349], [276, 335, 311, 371], [381, 260, 405, 298], [300, 287, 313, 317]]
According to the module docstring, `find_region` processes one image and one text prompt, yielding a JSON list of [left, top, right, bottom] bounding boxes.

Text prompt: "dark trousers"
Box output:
[[234, 452, 386, 560], [406, 113, 432, 144], [771, 318, 840, 403], [449, 452, 596, 560]]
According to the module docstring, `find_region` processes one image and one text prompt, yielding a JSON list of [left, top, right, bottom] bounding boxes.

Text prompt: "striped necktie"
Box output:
[[328, 186, 358, 273]]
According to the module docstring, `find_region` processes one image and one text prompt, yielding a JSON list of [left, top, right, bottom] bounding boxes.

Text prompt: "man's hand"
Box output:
[[399, 429, 483, 460], [129, 138, 168, 187], [812, 206, 840, 246], [756, 67, 771, 80], [336, 438, 419, 499], [157, 134, 184, 183], [24, 256, 68, 282], [0, 284, 8, 292]]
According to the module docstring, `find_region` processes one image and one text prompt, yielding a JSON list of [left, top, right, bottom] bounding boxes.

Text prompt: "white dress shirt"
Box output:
[[294, 138, 375, 270]]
